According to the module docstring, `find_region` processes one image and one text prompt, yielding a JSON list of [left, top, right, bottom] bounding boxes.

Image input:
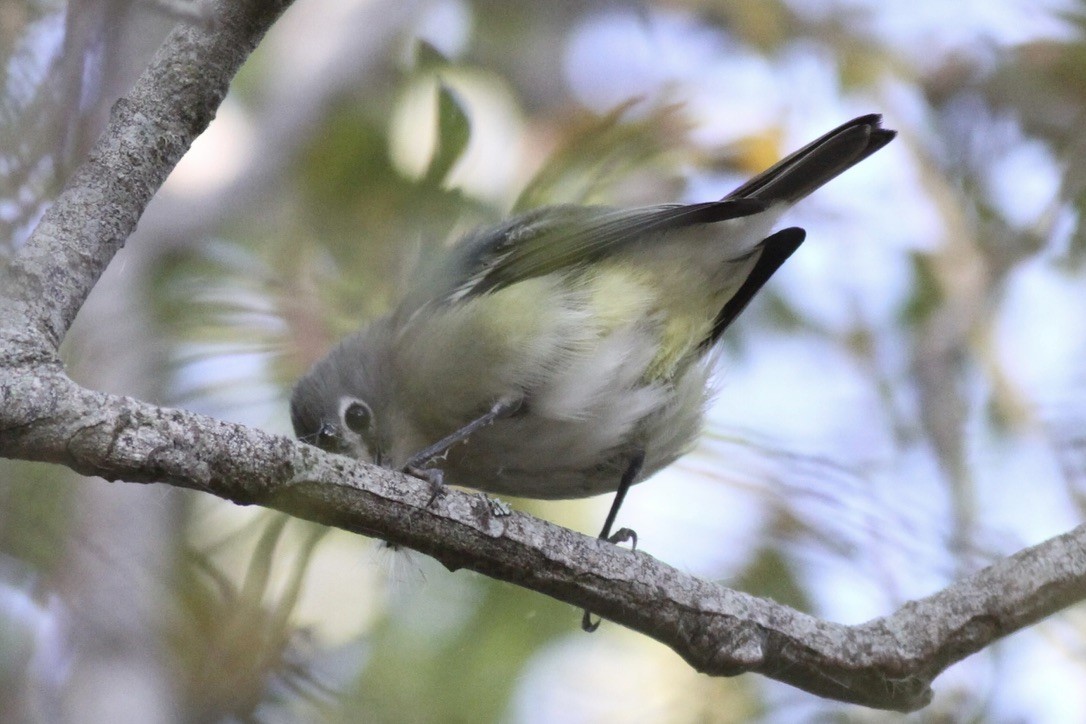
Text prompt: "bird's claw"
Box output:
[[606, 527, 637, 549], [582, 528, 639, 633], [404, 465, 447, 506], [479, 493, 512, 517]]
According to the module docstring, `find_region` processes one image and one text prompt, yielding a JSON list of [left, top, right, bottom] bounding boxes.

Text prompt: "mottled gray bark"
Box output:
[[2, 0, 1085, 713]]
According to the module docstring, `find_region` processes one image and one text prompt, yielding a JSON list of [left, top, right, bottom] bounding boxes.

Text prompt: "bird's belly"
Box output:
[[395, 267, 716, 499], [441, 350, 710, 499]]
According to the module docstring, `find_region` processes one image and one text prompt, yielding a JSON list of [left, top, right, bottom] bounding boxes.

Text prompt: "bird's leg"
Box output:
[[403, 395, 523, 503], [582, 449, 645, 632], [596, 449, 644, 546], [404, 395, 523, 469]]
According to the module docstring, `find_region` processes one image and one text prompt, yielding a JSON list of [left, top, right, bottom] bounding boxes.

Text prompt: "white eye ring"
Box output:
[[338, 397, 383, 465], [342, 399, 373, 435]]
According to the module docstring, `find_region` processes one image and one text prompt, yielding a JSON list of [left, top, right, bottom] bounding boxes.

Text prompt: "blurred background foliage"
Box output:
[[4, 0, 1086, 721]]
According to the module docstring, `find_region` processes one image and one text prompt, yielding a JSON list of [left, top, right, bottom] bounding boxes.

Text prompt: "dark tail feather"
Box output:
[[702, 116, 894, 347], [724, 114, 896, 204], [702, 227, 806, 348]]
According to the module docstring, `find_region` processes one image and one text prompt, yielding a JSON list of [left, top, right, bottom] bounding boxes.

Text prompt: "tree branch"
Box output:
[[1, 0, 293, 358], [2, 0, 1085, 714]]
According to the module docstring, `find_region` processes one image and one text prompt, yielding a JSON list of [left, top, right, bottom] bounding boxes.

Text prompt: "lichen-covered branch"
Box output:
[[1, 0, 1085, 714], [0, 0, 293, 357]]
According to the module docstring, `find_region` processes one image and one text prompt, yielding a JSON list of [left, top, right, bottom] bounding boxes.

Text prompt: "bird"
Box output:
[[291, 113, 895, 564]]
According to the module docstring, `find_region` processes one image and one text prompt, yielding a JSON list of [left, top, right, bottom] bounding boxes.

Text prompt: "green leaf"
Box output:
[[414, 39, 449, 72], [424, 82, 472, 186]]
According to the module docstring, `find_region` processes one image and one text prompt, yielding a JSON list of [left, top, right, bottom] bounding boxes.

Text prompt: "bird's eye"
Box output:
[[343, 400, 373, 434], [316, 422, 340, 450]]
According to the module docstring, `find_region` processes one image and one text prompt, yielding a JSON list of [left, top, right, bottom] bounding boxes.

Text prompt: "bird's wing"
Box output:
[[444, 198, 767, 302], [446, 114, 895, 302], [431, 114, 894, 310]]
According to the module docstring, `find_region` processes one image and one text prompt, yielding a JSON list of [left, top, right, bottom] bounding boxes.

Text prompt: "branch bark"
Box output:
[[2, 0, 1085, 713]]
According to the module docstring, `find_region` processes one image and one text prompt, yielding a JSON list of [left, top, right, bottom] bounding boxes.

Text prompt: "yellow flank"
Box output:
[[435, 262, 724, 396], [652, 307, 710, 379], [473, 277, 558, 350], [582, 264, 655, 330], [579, 261, 717, 381]]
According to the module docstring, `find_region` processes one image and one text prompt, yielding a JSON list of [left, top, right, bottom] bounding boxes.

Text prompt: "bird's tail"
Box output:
[[724, 114, 896, 204]]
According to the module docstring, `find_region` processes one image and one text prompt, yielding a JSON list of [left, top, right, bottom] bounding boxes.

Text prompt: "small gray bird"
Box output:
[[291, 114, 895, 554]]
